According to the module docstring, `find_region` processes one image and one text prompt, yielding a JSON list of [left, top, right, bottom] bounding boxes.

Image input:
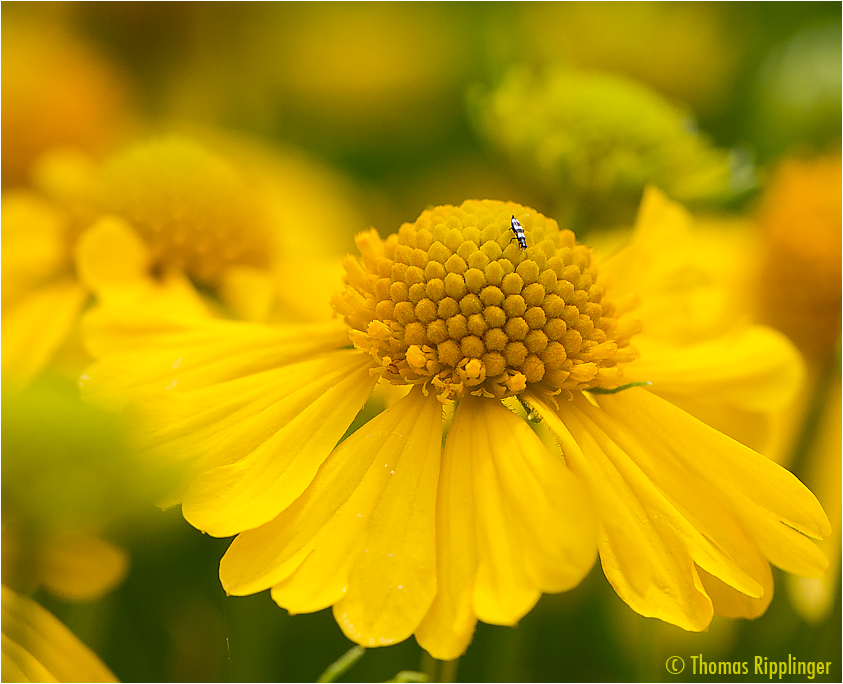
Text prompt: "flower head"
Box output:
[[471, 67, 740, 224], [333, 200, 640, 402], [2, 134, 364, 389], [1, 22, 131, 187], [79, 197, 829, 660], [755, 153, 841, 361]]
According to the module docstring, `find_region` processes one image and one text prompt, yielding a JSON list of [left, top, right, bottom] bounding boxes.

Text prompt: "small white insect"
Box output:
[[509, 215, 527, 250]]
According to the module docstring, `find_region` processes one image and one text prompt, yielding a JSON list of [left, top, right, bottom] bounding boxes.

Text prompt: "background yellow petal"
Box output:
[[1, 586, 118, 683], [73, 216, 150, 295], [2, 280, 88, 390], [37, 532, 128, 603], [182, 352, 378, 536], [1, 190, 68, 311], [623, 327, 805, 455], [2, 633, 58, 683], [218, 265, 276, 323]]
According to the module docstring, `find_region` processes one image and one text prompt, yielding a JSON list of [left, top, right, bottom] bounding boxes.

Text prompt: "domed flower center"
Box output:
[[333, 200, 641, 402], [92, 138, 272, 284]]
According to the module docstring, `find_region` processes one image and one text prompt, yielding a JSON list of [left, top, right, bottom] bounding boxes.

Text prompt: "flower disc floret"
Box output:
[[333, 200, 640, 401]]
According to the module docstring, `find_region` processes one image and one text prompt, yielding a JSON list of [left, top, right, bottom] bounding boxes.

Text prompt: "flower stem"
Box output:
[[317, 645, 366, 683], [420, 652, 459, 682]]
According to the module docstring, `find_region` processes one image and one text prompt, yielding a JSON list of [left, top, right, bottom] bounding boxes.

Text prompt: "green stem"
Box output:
[[317, 645, 366, 683], [420, 652, 459, 683]]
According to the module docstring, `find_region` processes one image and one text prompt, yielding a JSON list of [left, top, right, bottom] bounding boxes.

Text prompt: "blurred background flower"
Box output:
[[2, 1, 840, 681], [469, 65, 742, 229]]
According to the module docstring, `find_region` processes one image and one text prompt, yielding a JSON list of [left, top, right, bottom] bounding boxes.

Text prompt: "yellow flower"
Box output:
[[471, 66, 737, 225], [79, 196, 829, 660], [755, 153, 841, 362], [2, 135, 360, 389], [1, 586, 118, 683], [1, 21, 131, 187]]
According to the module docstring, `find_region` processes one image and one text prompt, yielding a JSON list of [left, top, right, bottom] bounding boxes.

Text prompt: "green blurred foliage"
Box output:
[[2, 377, 170, 531], [3, 2, 840, 682]]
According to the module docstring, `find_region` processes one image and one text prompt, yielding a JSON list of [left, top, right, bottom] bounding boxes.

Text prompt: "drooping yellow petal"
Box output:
[[181, 351, 379, 536], [414, 396, 478, 661], [482, 397, 598, 592], [221, 386, 441, 649], [334, 386, 442, 647], [561, 390, 778, 623], [528, 392, 726, 630], [467, 396, 598, 624], [1, 586, 118, 683], [2, 279, 88, 390], [80, 315, 349, 411], [698, 557, 774, 620], [594, 389, 830, 577], [37, 532, 128, 602], [470, 405, 541, 624], [564, 393, 778, 597]]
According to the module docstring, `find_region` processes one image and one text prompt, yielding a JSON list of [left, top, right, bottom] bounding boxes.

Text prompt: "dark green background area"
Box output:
[[39, 506, 841, 682]]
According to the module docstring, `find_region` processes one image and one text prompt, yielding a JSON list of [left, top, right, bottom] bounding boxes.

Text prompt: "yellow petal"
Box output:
[[182, 351, 379, 536], [129, 354, 367, 505], [528, 392, 723, 630], [469, 401, 540, 625], [273, 256, 346, 323], [562, 393, 778, 598], [2, 633, 58, 683], [624, 326, 805, 414], [221, 386, 440, 640], [787, 377, 842, 623], [219, 265, 276, 323], [600, 187, 758, 344], [80, 315, 349, 411], [594, 389, 830, 577], [698, 559, 774, 620], [2, 279, 88, 390], [1, 586, 117, 683], [469, 397, 598, 624], [38, 532, 128, 602], [73, 216, 150, 296], [414, 395, 478, 660], [334, 386, 442, 647], [1, 190, 67, 311], [482, 398, 598, 593]]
